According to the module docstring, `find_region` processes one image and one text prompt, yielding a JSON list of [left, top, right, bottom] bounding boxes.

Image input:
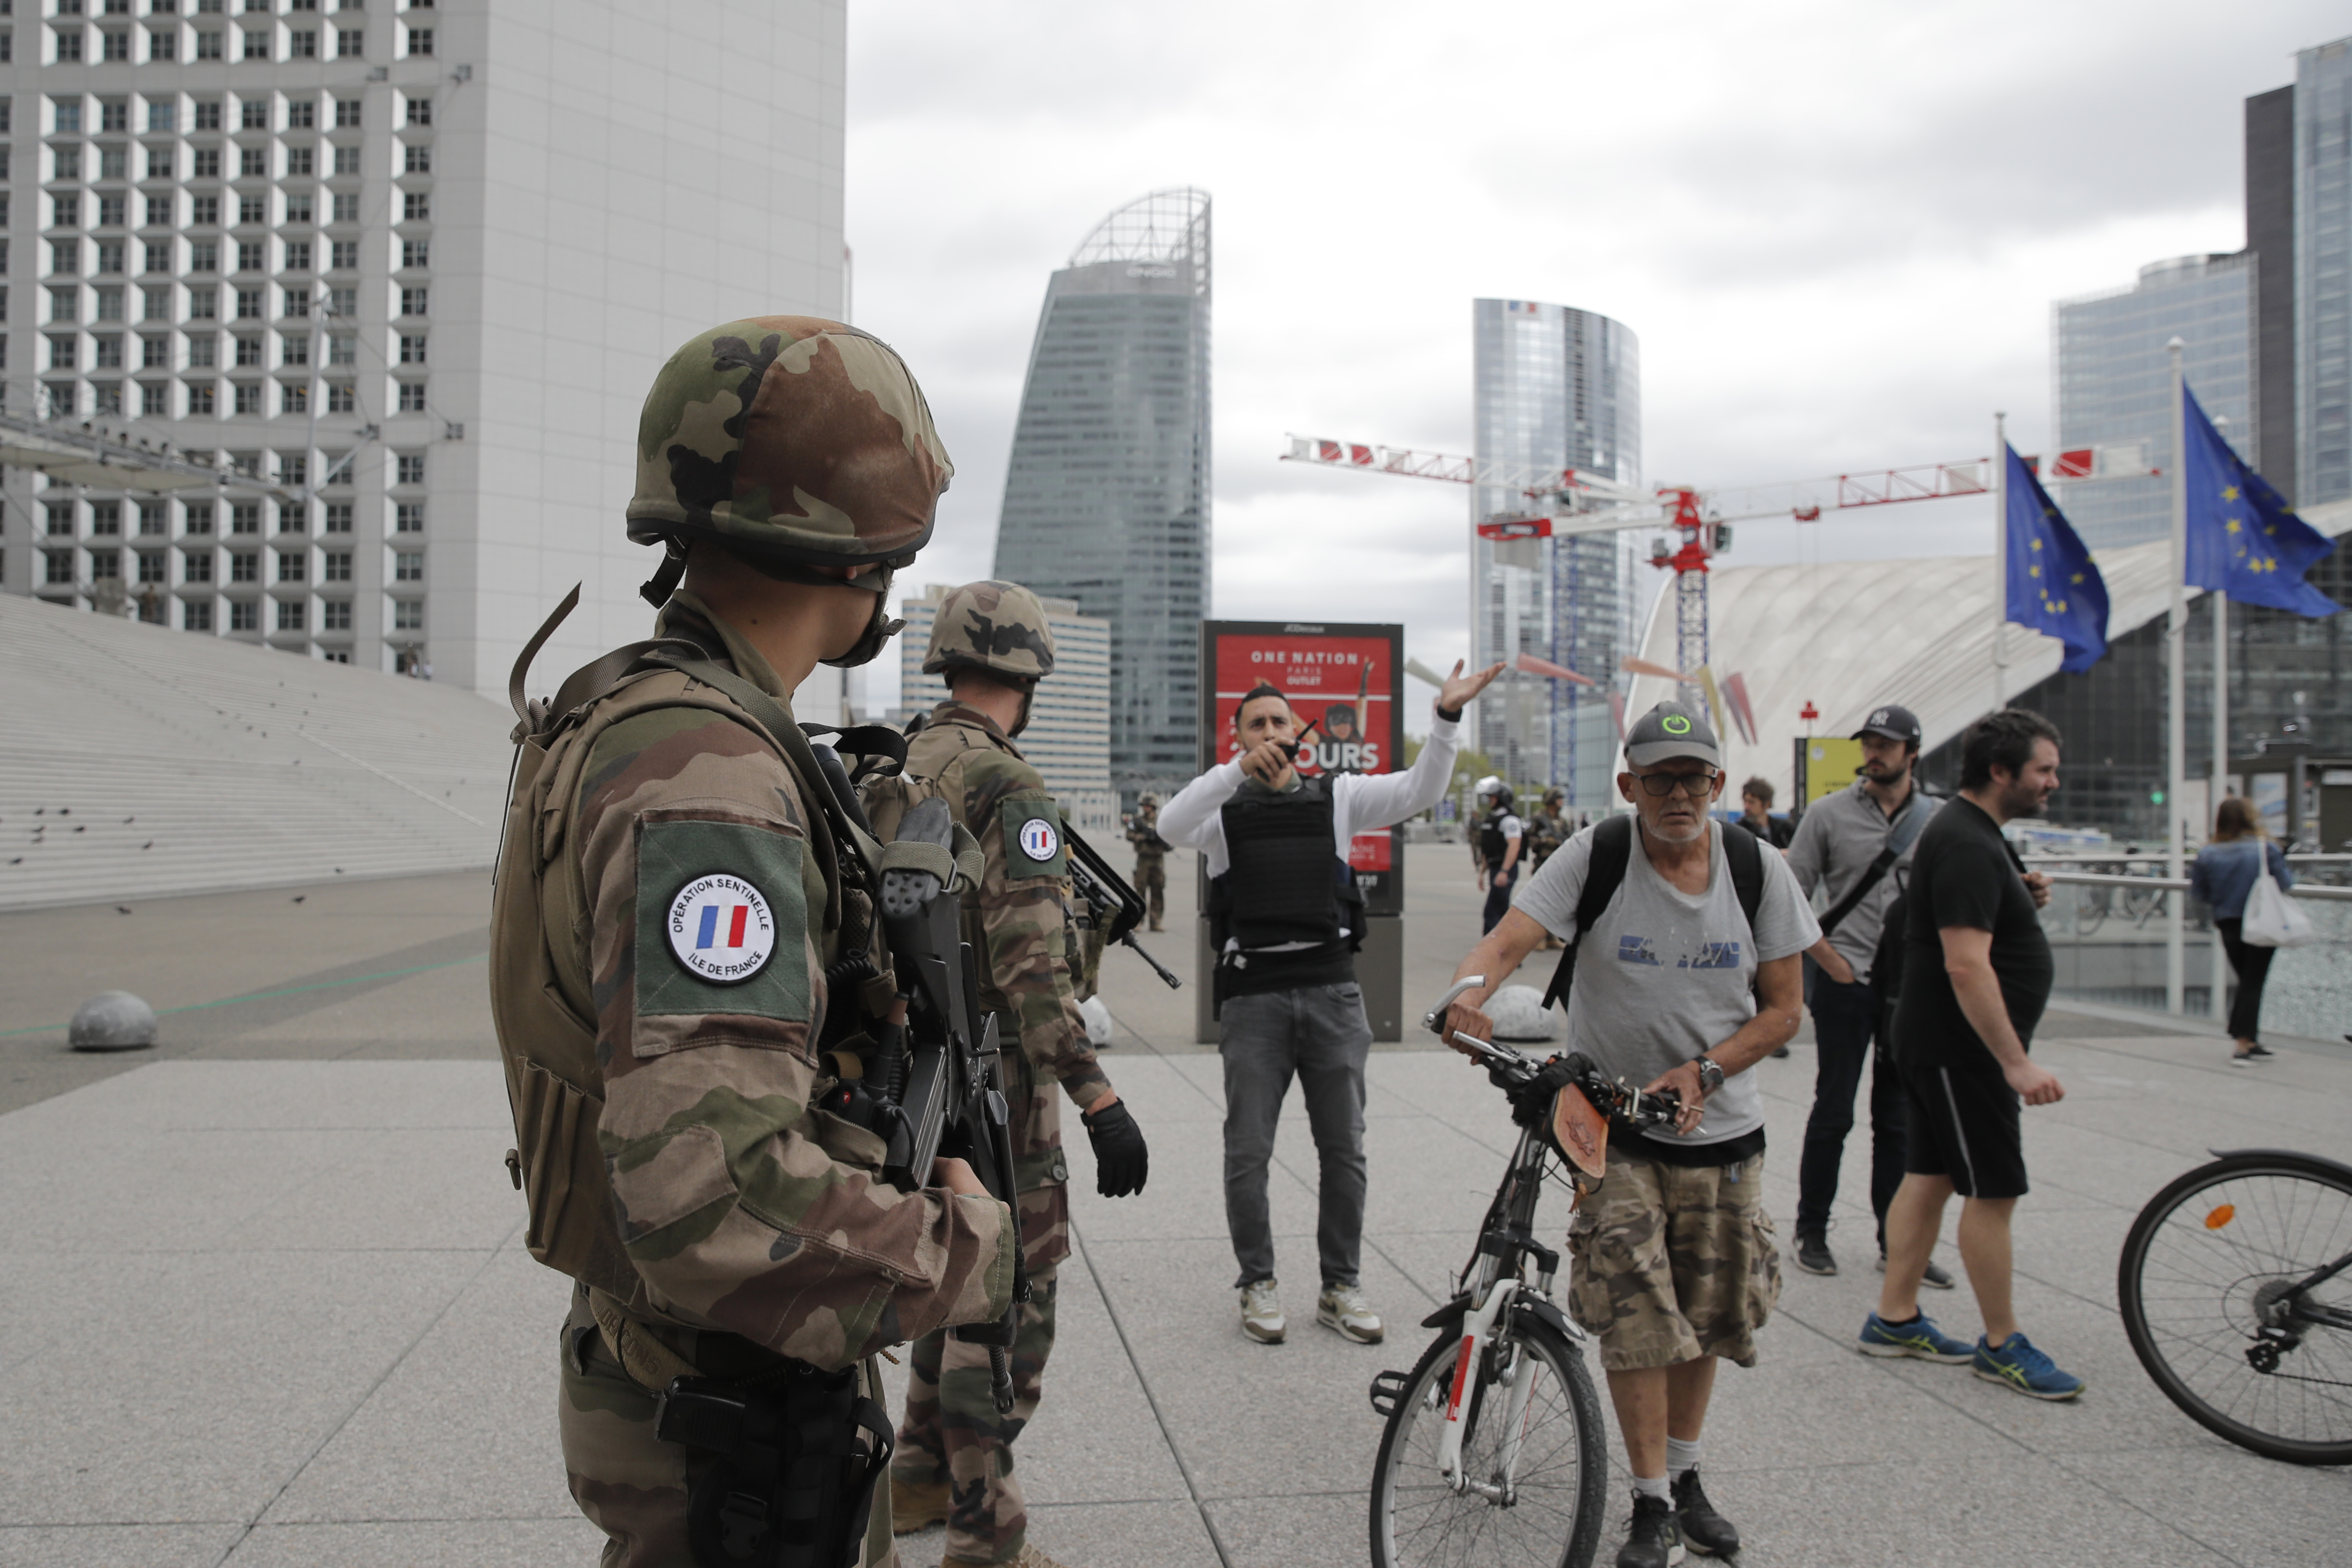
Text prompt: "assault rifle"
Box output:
[[1064, 821, 1181, 989], [855, 796, 1030, 1414]]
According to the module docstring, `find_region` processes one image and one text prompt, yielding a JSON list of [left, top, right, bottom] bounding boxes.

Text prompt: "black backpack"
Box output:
[[1539, 816, 1767, 1012]]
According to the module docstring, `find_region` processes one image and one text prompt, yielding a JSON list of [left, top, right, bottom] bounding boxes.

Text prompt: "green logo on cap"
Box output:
[[1663, 714, 1691, 734]]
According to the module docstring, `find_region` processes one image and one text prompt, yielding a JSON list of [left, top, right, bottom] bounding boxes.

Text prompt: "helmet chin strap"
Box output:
[[1008, 682, 1035, 737], [822, 585, 903, 670], [638, 542, 690, 608], [642, 537, 904, 668]]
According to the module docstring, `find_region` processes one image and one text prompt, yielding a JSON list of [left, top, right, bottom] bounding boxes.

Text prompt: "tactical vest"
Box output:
[[1479, 806, 1513, 866], [489, 605, 869, 1318], [1207, 779, 1364, 1003]]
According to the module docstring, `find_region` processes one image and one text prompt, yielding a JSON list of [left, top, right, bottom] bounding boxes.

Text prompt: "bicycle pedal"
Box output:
[[1369, 1368, 1410, 1419]]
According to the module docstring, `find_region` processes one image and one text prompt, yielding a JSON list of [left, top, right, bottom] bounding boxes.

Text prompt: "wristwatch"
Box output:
[[1694, 1056, 1726, 1094]]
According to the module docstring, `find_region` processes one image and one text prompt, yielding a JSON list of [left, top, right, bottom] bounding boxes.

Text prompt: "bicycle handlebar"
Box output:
[[1430, 980, 1684, 1134]]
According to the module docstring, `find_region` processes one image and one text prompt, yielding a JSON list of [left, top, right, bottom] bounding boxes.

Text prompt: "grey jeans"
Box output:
[[1219, 980, 1373, 1289]]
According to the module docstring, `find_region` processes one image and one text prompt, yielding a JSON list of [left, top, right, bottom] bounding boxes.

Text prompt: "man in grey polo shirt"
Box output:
[[1783, 702, 1952, 1286], [1444, 700, 1818, 1568]]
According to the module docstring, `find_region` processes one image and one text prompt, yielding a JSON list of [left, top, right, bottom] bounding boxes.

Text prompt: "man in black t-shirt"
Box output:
[[1857, 708, 2085, 1400]]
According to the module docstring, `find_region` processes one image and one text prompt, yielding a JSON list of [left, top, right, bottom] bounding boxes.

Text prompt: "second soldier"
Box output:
[[869, 580, 1151, 1568]]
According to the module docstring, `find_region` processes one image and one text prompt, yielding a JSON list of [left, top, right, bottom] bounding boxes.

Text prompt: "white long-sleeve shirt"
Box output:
[[1157, 710, 1463, 883]]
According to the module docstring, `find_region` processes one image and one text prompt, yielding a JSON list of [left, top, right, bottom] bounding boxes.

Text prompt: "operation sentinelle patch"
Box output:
[[1018, 816, 1059, 862], [1000, 796, 1069, 879], [665, 872, 778, 984], [634, 818, 810, 1024]]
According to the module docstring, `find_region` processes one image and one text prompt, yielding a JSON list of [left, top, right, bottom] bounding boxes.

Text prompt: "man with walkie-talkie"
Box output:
[[868, 580, 1148, 1568], [1157, 658, 1501, 1349]]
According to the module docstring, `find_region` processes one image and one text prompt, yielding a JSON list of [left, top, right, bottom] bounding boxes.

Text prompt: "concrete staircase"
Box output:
[[0, 596, 516, 910]]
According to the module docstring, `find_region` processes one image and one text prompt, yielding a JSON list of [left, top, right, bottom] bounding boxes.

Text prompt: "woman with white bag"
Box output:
[[2188, 798, 2298, 1066]]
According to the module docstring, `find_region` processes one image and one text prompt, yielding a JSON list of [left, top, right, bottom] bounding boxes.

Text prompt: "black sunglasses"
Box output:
[[1634, 769, 1721, 798]]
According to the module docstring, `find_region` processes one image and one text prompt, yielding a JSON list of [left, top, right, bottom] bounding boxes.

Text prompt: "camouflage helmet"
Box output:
[[922, 580, 1057, 681], [627, 315, 952, 589]]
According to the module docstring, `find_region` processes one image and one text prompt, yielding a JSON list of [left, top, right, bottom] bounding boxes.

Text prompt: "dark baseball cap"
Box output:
[[1852, 703, 1921, 745], [1624, 700, 1721, 769]]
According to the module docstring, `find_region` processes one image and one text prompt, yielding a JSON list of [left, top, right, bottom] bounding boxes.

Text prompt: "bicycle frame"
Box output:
[[1430, 1118, 1577, 1501]]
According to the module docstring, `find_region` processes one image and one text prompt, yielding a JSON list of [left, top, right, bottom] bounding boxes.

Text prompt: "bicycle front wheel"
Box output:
[[2118, 1152, 2352, 1465], [1369, 1316, 1609, 1568]]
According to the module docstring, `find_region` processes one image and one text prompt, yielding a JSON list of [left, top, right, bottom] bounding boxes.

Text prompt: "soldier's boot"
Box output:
[[944, 1543, 1074, 1568], [892, 1475, 952, 1535]]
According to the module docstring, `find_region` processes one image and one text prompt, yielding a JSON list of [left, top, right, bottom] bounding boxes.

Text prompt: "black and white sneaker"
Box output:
[[1671, 1468, 1740, 1557], [1793, 1231, 1837, 1276], [1615, 1493, 1684, 1568]]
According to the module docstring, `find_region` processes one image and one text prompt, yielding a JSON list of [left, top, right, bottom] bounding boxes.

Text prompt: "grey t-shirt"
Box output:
[[1511, 821, 1821, 1151]]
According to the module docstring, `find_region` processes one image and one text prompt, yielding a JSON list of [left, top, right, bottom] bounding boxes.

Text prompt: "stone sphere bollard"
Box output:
[[70, 991, 158, 1052], [1484, 983, 1562, 1043], [1078, 994, 1115, 1047]]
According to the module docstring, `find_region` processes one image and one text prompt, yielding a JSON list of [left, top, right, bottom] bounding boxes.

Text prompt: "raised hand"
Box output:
[[1438, 660, 1507, 716]]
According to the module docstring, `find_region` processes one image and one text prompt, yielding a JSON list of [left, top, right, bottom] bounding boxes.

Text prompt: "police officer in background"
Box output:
[[1527, 787, 1571, 868], [1157, 659, 1504, 1345], [1126, 793, 1170, 932], [490, 317, 1014, 1568], [1471, 776, 1525, 934], [875, 579, 1149, 1568]]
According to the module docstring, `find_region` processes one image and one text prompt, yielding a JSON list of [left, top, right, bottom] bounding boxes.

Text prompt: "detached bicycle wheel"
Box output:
[[2118, 1151, 2352, 1465], [1369, 1317, 1609, 1568]]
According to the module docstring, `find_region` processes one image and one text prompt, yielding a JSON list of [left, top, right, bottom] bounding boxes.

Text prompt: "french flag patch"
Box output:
[[667, 873, 777, 984]]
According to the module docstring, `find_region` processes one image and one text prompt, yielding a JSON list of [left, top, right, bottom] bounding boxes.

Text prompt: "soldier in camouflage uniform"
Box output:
[[870, 581, 1151, 1568], [1124, 794, 1168, 932], [490, 317, 1017, 1568]]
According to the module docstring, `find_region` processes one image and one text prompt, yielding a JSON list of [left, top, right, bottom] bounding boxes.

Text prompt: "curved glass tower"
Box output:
[[993, 190, 1211, 799], [1470, 299, 1641, 807]]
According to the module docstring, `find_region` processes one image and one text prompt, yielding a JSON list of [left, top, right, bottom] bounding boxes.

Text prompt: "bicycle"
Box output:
[[1366, 978, 1685, 1568], [2117, 1147, 2352, 1466]]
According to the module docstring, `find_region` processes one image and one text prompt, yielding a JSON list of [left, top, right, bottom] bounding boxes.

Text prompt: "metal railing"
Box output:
[[2027, 860, 2349, 1040]]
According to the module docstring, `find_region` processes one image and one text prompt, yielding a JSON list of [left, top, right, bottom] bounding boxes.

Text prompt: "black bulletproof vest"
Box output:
[[1210, 779, 1363, 951], [1479, 806, 1512, 864]]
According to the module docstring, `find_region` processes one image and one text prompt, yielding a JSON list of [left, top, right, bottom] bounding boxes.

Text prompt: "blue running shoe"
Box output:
[[1856, 1311, 1974, 1363], [1973, 1332, 2086, 1400]]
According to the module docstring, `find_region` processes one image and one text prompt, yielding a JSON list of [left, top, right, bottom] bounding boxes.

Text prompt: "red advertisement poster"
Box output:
[[1199, 619, 1408, 913]]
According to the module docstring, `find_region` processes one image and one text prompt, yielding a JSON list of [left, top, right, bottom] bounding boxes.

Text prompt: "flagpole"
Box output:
[[2165, 339, 2187, 1017], [2210, 587, 2230, 1019], [1991, 412, 2007, 709]]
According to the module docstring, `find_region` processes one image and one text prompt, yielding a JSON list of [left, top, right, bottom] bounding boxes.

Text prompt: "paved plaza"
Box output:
[[0, 844, 2345, 1567]]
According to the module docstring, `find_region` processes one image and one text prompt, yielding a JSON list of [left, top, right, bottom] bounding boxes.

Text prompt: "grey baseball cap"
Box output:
[[1624, 700, 1721, 768]]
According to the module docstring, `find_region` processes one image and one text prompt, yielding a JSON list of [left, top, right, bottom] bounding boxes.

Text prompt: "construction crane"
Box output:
[[1280, 434, 2148, 719]]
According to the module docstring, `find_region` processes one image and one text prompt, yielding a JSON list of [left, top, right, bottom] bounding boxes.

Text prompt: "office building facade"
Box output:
[[2294, 37, 2351, 507], [3, 0, 848, 695], [2052, 254, 2256, 551], [898, 581, 1116, 833], [1469, 297, 1639, 806], [992, 188, 1210, 803]]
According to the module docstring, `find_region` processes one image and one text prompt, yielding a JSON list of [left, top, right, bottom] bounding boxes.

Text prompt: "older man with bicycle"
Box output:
[[1444, 701, 1818, 1568]]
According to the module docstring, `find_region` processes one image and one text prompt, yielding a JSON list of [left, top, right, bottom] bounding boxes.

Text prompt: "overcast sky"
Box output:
[[844, 2, 2341, 712]]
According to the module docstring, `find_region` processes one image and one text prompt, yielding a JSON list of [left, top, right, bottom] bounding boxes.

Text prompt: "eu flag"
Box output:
[[2181, 384, 2341, 617], [2005, 444, 2110, 672]]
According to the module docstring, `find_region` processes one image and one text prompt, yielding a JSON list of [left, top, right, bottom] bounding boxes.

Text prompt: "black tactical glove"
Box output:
[[1507, 1052, 1595, 1131], [1082, 1097, 1148, 1197]]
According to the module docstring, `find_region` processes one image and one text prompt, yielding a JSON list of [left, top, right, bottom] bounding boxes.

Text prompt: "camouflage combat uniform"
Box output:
[[1125, 801, 1168, 932], [493, 317, 1014, 1568], [871, 698, 1113, 1568]]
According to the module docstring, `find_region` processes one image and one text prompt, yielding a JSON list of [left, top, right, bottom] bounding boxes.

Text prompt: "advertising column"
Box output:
[[1194, 620, 1409, 1041]]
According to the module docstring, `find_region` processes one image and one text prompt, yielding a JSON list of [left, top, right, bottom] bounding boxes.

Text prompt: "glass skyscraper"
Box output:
[[993, 189, 1210, 801], [1469, 298, 1639, 807], [2052, 254, 2256, 550], [2296, 37, 2352, 506]]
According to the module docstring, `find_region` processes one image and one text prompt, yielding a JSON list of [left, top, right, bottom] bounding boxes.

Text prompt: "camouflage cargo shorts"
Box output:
[[1564, 1149, 1780, 1372]]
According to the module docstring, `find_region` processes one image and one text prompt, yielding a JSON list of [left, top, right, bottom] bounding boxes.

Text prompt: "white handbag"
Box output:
[[2240, 868, 2318, 949]]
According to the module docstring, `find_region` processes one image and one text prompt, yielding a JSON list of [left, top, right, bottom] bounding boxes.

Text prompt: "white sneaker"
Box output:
[[1317, 1283, 1384, 1344], [1239, 1279, 1286, 1343]]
